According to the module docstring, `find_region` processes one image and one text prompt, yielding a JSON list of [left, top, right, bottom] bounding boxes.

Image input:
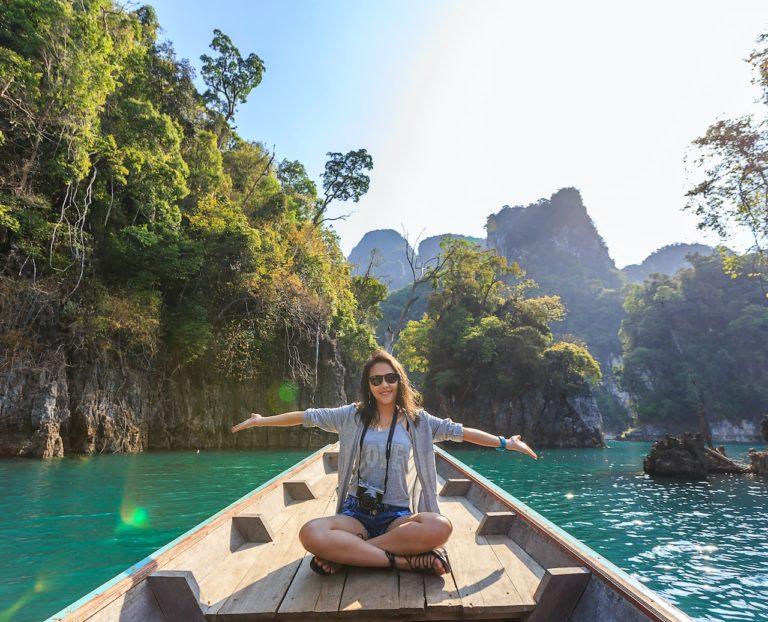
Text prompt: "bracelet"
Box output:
[[496, 435, 506, 451]]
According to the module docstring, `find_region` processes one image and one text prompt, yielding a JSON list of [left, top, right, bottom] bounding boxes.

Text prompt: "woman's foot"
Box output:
[[311, 556, 343, 574], [396, 549, 450, 575]]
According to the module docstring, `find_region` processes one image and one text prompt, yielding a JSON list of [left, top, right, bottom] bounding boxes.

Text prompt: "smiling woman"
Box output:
[[231, 348, 538, 576]]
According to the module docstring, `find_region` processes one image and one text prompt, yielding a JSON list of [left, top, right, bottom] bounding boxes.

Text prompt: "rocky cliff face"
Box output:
[[430, 390, 604, 448], [0, 337, 343, 459], [347, 229, 413, 290], [0, 350, 69, 458]]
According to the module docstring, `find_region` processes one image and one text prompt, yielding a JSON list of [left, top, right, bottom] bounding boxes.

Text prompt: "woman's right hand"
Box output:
[[231, 413, 262, 433]]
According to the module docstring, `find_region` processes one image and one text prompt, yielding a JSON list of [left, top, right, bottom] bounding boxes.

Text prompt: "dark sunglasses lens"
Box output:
[[369, 373, 399, 386]]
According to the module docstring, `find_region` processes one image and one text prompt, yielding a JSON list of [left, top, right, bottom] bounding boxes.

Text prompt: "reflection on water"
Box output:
[[447, 441, 768, 622]]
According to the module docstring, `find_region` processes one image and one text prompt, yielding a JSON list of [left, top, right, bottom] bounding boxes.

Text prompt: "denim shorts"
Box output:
[[340, 494, 412, 538]]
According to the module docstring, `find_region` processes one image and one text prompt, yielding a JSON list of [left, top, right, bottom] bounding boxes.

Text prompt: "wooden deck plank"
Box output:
[[213, 476, 336, 618], [278, 553, 348, 618], [398, 572, 426, 615], [438, 496, 533, 616], [339, 566, 400, 617], [484, 535, 543, 606], [201, 499, 312, 612], [277, 491, 347, 617]]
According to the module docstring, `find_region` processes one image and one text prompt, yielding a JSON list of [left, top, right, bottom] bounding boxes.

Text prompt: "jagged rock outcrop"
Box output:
[[347, 229, 413, 290], [0, 351, 69, 458], [485, 188, 625, 406], [748, 417, 768, 476], [431, 390, 605, 448], [643, 433, 750, 478]]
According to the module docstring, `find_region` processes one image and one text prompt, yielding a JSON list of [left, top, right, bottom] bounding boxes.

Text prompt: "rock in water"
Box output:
[[644, 432, 751, 478], [643, 433, 709, 478]]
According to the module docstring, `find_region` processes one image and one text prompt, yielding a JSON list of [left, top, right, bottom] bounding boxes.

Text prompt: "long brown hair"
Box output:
[[355, 349, 422, 428]]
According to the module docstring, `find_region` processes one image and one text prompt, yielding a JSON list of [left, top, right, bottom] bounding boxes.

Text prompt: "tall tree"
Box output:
[[685, 33, 768, 296], [313, 149, 373, 226], [200, 29, 264, 144]]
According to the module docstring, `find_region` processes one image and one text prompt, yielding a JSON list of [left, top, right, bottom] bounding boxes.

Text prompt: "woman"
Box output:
[[231, 349, 537, 576]]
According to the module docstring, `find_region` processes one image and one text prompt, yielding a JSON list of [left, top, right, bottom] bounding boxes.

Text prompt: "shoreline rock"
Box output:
[[619, 421, 762, 443]]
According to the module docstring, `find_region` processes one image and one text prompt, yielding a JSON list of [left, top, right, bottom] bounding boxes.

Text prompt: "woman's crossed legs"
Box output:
[[298, 511, 452, 574]]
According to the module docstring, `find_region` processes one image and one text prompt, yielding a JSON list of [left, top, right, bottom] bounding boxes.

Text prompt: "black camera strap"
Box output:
[[356, 409, 400, 496]]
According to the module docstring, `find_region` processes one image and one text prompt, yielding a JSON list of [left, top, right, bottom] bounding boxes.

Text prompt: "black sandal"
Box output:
[[384, 550, 398, 573], [310, 555, 343, 575], [403, 548, 451, 575]]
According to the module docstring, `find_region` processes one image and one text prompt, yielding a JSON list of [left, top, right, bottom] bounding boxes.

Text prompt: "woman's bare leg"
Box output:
[[367, 512, 452, 554], [300, 512, 452, 574], [300, 515, 386, 572]]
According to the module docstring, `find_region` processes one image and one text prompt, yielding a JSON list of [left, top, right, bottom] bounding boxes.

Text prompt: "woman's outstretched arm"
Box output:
[[231, 411, 304, 433], [462, 427, 538, 459]]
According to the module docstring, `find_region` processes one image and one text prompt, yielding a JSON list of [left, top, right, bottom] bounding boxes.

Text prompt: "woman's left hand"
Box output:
[[505, 435, 538, 460]]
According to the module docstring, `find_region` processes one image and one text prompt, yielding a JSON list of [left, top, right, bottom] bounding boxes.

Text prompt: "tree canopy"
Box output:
[[0, 1, 378, 403]]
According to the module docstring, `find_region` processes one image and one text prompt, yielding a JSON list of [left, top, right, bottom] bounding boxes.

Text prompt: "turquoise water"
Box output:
[[0, 449, 312, 622], [448, 442, 768, 622], [0, 442, 766, 621]]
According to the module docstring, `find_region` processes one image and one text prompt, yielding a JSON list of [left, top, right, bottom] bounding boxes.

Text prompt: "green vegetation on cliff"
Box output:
[[395, 239, 601, 415], [0, 1, 380, 396], [618, 251, 768, 429]]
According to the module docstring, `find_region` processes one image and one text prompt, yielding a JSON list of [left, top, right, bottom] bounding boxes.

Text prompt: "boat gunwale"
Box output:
[[434, 445, 692, 622], [45, 444, 330, 622]]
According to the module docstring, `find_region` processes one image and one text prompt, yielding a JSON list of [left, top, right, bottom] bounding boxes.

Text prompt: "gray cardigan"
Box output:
[[303, 404, 464, 515]]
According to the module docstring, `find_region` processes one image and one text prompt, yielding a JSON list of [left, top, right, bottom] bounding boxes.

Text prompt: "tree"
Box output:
[[313, 149, 373, 226], [685, 33, 768, 295], [618, 252, 768, 436], [200, 29, 264, 139], [395, 240, 597, 417], [383, 229, 459, 353]]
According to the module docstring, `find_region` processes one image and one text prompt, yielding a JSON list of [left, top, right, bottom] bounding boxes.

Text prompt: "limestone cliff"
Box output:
[[0, 336, 343, 458], [429, 390, 605, 449]]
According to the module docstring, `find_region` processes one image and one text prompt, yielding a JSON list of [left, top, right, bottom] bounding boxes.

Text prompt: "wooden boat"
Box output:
[[48, 442, 693, 622]]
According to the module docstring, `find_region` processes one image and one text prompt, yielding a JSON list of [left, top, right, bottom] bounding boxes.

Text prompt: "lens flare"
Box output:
[[117, 500, 150, 532], [0, 590, 33, 622], [278, 382, 299, 403], [0, 573, 52, 622]]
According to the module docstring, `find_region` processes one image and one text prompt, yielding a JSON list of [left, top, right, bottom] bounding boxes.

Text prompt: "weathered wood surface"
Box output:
[[53, 441, 694, 622], [436, 477, 537, 617]]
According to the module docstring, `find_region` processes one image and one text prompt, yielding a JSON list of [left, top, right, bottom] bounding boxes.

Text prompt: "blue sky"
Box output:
[[149, 0, 768, 267]]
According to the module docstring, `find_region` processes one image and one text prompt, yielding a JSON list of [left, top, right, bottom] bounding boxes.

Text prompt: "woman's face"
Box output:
[[368, 361, 398, 408]]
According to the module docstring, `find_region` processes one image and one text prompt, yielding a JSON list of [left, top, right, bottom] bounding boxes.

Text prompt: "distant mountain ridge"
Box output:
[[348, 230, 484, 290], [622, 243, 716, 283], [346, 187, 716, 435], [487, 187, 620, 287], [347, 229, 413, 290]]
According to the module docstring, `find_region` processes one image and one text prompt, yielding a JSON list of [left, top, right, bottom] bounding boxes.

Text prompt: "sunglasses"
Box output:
[[368, 372, 400, 386]]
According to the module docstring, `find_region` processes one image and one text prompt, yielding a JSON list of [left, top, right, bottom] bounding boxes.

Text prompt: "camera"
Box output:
[[356, 482, 384, 513]]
